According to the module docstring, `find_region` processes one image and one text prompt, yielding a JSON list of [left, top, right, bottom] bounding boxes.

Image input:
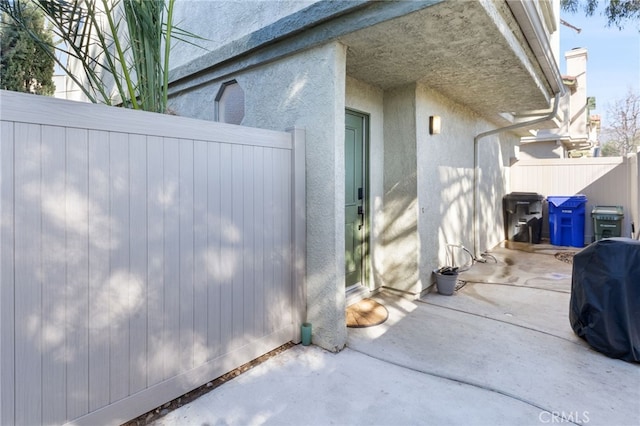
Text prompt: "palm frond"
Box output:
[[1, 0, 201, 112]]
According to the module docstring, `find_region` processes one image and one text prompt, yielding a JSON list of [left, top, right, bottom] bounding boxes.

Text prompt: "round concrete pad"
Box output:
[[346, 298, 388, 328]]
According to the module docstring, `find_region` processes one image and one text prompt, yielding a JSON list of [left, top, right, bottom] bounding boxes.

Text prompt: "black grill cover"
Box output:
[[570, 238, 640, 362]]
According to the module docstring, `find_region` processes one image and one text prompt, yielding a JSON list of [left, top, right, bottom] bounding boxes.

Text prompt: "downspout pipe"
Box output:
[[472, 92, 561, 257]]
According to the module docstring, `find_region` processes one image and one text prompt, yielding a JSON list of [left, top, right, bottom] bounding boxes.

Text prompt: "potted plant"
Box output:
[[433, 266, 459, 295]]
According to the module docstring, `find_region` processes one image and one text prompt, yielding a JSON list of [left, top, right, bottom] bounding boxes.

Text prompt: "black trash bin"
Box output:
[[502, 192, 544, 243]]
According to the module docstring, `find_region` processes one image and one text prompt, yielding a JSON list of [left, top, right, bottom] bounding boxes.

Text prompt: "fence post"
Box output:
[[631, 150, 640, 239], [0, 120, 16, 426], [288, 127, 306, 343]]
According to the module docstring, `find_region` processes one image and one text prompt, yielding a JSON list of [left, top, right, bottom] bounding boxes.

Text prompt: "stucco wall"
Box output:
[[160, 0, 555, 355], [168, 25, 521, 349], [170, 42, 349, 352], [473, 126, 517, 257], [381, 84, 420, 294], [415, 84, 517, 290], [519, 141, 565, 159], [170, 0, 316, 70], [566, 48, 588, 140], [344, 79, 516, 296], [345, 77, 385, 291]]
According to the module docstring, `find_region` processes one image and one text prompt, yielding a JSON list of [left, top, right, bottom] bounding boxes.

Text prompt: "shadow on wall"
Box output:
[[435, 134, 508, 262], [376, 133, 510, 293], [378, 171, 419, 293], [6, 127, 295, 425], [511, 154, 640, 243]]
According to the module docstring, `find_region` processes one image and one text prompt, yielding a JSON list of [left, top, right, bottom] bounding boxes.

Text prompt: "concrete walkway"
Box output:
[[152, 243, 639, 425]]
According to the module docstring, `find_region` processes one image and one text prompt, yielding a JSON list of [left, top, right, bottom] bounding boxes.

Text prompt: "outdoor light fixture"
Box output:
[[429, 115, 441, 135]]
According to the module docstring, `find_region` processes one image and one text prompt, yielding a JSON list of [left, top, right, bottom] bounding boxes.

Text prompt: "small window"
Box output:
[[215, 80, 244, 124]]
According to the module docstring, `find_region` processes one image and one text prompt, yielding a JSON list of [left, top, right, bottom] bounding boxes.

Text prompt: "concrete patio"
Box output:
[[151, 243, 639, 425]]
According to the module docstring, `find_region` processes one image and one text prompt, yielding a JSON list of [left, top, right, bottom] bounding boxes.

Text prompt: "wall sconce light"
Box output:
[[429, 115, 441, 135]]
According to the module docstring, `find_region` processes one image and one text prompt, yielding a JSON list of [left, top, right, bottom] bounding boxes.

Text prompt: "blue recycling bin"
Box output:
[[548, 195, 587, 247]]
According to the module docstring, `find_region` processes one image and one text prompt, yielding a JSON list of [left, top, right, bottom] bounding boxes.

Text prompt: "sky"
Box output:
[[559, 7, 640, 129]]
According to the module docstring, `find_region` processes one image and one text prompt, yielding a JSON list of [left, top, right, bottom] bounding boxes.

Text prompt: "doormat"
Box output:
[[346, 298, 389, 328]]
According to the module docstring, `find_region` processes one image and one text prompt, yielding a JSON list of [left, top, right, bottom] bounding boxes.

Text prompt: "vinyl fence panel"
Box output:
[[510, 156, 639, 243], [0, 90, 306, 426]]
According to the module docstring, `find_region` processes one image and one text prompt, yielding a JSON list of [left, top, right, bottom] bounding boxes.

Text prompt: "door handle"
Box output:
[[357, 205, 364, 230]]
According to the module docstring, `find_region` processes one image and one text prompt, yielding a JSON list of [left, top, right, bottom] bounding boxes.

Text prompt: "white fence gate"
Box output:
[[0, 91, 306, 425], [510, 154, 640, 243]]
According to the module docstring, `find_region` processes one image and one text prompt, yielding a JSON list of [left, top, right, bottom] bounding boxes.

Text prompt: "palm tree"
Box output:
[[0, 0, 199, 113]]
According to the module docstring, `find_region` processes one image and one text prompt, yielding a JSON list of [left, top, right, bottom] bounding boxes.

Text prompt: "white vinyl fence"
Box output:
[[0, 90, 306, 425], [510, 154, 640, 243]]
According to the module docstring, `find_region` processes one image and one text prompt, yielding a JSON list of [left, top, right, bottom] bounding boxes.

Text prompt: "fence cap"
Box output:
[[547, 194, 587, 207]]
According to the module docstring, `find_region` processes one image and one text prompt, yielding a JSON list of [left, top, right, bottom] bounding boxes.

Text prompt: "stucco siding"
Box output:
[[480, 131, 518, 252], [519, 141, 564, 159], [382, 84, 420, 294], [241, 43, 349, 352], [416, 84, 516, 290], [170, 0, 317, 70], [565, 49, 589, 141], [416, 85, 474, 286], [342, 79, 518, 296], [345, 79, 516, 296], [171, 42, 349, 352], [165, 0, 545, 348], [475, 129, 519, 255]]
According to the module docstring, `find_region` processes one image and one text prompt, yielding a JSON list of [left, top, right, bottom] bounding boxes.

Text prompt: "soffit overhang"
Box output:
[[340, 0, 556, 120], [169, 0, 562, 125]]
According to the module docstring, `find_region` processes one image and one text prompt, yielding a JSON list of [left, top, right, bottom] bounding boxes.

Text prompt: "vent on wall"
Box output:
[[215, 80, 245, 125]]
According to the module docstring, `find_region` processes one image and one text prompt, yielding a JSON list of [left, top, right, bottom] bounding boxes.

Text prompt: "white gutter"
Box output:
[[507, 0, 565, 96], [472, 93, 561, 257]]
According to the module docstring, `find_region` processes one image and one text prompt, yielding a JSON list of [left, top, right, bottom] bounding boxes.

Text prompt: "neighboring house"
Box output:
[[167, 0, 566, 351], [52, 73, 66, 98], [52, 44, 89, 101], [52, 71, 85, 101], [519, 47, 599, 158]]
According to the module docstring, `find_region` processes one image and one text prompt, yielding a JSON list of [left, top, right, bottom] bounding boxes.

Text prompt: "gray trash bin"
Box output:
[[592, 206, 624, 241]]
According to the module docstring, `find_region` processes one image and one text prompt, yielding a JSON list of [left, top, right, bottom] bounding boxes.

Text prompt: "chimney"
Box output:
[[565, 48, 588, 139]]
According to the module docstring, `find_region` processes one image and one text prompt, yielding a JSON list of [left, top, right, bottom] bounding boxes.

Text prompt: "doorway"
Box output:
[[345, 110, 369, 289]]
